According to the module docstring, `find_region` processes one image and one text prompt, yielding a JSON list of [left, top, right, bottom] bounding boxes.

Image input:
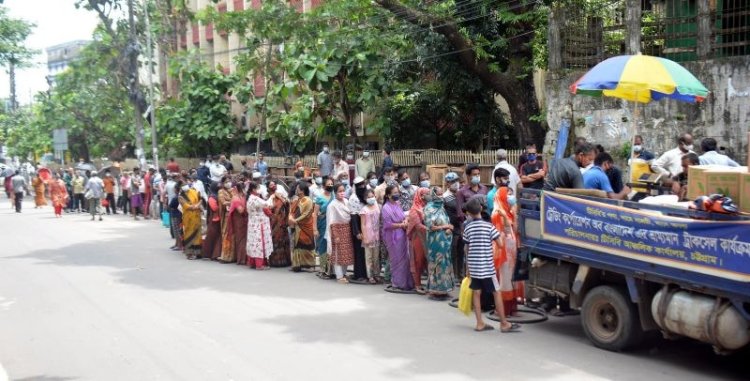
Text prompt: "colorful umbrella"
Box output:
[[570, 54, 709, 104]]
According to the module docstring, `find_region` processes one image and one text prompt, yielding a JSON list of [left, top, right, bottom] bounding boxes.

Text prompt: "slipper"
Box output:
[[501, 323, 521, 333], [337, 278, 349, 284], [474, 325, 494, 332], [415, 288, 426, 295]]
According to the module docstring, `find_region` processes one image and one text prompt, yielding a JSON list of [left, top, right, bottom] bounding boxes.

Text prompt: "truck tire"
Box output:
[[581, 285, 644, 351]]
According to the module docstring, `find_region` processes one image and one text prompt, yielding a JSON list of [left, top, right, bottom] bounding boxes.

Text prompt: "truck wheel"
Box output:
[[581, 285, 644, 351]]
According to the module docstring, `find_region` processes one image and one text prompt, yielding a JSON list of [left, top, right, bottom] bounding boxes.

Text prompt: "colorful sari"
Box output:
[[32, 177, 46, 207], [382, 200, 413, 290], [407, 188, 429, 290], [202, 195, 222, 260], [218, 189, 234, 262], [48, 179, 68, 217], [180, 188, 203, 259], [268, 194, 291, 267], [228, 195, 248, 265], [424, 190, 454, 295], [290, 196, 316, 270], [314, 192, 332, 272], [326, 199, 353, 266], [491, 186, 523, 316]]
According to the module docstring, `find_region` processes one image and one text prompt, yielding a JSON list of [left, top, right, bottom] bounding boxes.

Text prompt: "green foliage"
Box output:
[[0, 6, 37, 68], [1, 107, 50, 159]]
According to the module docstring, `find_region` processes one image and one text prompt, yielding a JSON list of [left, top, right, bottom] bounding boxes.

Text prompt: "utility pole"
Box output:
[[127, 0, 147, 169], [144, 0, 159, 170]]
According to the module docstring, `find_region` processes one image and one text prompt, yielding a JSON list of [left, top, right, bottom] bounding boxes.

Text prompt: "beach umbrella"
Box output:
[[569, 53, 709, 181]]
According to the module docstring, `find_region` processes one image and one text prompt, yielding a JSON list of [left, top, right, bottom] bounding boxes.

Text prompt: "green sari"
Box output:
[[423, 194, 454, 294]]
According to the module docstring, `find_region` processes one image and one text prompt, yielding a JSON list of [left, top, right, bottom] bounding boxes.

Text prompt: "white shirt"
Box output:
[[492, 160, 522, 196], [209, 163, 227, 182], [193, 179, 208, 201], [333, 160, 349, 180], [652, 147, 692, 176], [166, 180, 177, 202], [699, 151, 740, 167], [580, 163, 594, 175]]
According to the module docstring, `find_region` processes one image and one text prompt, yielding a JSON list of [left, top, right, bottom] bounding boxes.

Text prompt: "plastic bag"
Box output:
[[458, 277, 473, 316]]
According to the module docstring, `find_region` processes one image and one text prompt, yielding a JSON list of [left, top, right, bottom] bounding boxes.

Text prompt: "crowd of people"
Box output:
[[4, 134, 742, 332]]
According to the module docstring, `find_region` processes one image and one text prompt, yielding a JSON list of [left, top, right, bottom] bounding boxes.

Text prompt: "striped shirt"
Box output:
[[463, 219, 500, 279]]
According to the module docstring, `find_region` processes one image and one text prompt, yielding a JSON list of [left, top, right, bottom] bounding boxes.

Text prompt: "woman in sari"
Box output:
[[289, 182, 317, 272], [202, 183, 222, 260], [218, 177, 235, 263], [382, 185, 414, 291], [424, 187, 455, 300], [180, 181, 203, 260], [169, 180, 184, 251], [325, 183, 353, 283], [267, 181, 291, 267], [407, 187, 430, 294], [314, 177, 334, 278], [229, 183, 249, 265], [48, 173, 68, 218], [246, 181, 273, 269], [490, 167, 522, 317], [32, 173, 47, 208]]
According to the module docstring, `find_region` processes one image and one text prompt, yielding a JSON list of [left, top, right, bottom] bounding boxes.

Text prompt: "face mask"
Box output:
[[341, 178, 349, 185], [325, 186, 334, 192], [508, 195, 517, 207], [385, 175, 394, 182], [450, 182, 460, 191], [401, 179, 411, 188], [346, 155, 353, 160], [363, 152, 370, 158], [315, 177, 323, 185], [224, 183, 232, 189], [527, 153, 537, 161], [498, 179, 509, 187], [419, 180, 430, 188], [633, 145, 643, 153], [390, 194, 400, 201], [683, 144, 694, 151], [366, 197, 376, 205], [471, 176, 481, 185], [323, 147, 329, 153], [369, 178, 378, 188]]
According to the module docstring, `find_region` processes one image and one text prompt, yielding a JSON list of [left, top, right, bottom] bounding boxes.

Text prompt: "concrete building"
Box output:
[[45, 40, 89, 85]]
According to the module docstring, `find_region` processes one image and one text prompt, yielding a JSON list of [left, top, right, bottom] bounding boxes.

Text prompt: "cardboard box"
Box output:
[[426, 164, 448, 186], [687, 165, 748, 201], [740, 172, 750, 213]]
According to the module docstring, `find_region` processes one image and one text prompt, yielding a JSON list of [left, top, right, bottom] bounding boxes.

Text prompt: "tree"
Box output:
[[373, 0, 547, 149], [0, 6, 36, 111]]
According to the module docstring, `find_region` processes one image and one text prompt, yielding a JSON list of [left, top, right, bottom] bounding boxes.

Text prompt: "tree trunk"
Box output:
[[374, 0, 546, 149], [9, 59, 17, 111]]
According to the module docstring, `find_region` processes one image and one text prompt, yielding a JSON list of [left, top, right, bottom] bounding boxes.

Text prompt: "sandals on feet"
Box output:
[[474, 325, 494, 332], [337, 278, 349, 284], [501, 323, 521, 333]]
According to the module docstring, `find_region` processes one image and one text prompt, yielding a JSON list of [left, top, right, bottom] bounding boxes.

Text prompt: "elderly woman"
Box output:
[[246, 181, 273, 269], [424, 187, 454, 300], [326, 183, 354, 283], [267, 181, 291, 267], [289, 182, 317, 272]]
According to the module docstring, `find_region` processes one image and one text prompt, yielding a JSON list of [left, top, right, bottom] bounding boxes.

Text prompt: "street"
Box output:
[[0, 200, 747, 381]]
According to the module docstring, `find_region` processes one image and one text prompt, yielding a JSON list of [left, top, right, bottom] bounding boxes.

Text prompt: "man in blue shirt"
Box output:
[[253, 152, 269, 176], [583, 152, 630, 200]]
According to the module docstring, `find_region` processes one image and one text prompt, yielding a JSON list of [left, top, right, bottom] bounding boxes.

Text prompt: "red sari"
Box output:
[[267, 195, 291, 267], [491, 187, 524, 317], [407, 188, 429, 289], [227, 195, 249, 265], [202, 196, 222, 260], [48, 179, 68, 217]]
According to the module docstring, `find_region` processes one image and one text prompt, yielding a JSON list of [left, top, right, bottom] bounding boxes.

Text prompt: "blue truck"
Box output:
[[518, 189, 750, 353]]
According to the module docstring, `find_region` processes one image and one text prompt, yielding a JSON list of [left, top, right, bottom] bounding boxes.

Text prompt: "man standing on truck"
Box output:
[[583, 153, 631, 199], [543, 143, 595, 191], [651, 132, 694, 177]]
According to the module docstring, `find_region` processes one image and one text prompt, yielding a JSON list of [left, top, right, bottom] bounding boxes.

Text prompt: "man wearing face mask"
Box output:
[[544, 143, 595, 191], [310, 171, 323, 198], [456, 164, 488, 222], [317, 144, 334, 177], [584, 152, 631, 200], [651, 132, 694, 178], [492, 148, 522, 196], [355, 151, 376, 179], [375, 167, 397, 204], [520, 146, 546, 190], [488, 168, 514, 212], [333, 151, 349, 181], [632, 135, 655, 162], [397, 169, 418, 212]]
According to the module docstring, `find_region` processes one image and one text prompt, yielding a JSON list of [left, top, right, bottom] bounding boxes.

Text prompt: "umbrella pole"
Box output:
[[627, 98, 639, 189]]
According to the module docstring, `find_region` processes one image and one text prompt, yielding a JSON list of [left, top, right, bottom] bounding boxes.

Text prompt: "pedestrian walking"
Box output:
[[84, 172, 105, 221], [11, 170, 28, 213]]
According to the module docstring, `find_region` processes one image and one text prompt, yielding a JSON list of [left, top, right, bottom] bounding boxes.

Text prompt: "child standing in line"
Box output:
[[359, 189, 381, 284], [463, 198, 521, 333]]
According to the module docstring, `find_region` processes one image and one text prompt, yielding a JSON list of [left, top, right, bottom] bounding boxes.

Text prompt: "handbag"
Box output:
[[457, 277, 473, 316], [84, 189, 94, 199]]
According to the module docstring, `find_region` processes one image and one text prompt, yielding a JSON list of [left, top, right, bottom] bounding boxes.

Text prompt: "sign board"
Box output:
[[540, 191, 750, 282], [52, 129, 68, 150]]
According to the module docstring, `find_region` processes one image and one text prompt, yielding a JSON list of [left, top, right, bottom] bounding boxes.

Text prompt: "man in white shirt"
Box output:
[[698, 138, 740, 167], [332, 151, 349, 181], [355, 151, 376, 178], [209, 154, 228, 183], [492, 149, 522, 196], [651, 133, 694, 177], [252, 172, 268, 199]]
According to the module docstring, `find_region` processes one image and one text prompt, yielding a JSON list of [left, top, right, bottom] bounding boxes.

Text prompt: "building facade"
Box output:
[[45, 40, 89, 85]]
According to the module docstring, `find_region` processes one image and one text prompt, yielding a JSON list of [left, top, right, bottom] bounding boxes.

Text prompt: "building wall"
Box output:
[[544, 57, 750, 165]]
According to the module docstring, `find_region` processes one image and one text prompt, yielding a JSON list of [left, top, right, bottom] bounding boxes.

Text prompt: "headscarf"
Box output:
[[424, 187, 449, 229], [407, 187, 430, 235]]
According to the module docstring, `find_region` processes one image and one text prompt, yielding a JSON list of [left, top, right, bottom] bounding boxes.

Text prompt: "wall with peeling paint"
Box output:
[[544, 57, 749, 165]]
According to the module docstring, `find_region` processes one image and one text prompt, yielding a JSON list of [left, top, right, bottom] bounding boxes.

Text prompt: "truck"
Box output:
[[518, 189, 750, 354]]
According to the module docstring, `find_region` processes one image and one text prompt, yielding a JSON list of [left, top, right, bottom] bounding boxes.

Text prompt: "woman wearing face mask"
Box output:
[[325, 183, 354, 283], [418, 172, 431, 189], [424, 187, 455, 300], [407, 187, 430, 294], [266, 181, 292, 268], [366, 171, 379, 191], [359, 189, 381, 284], [179, 180, 203, 260], [202, 183, 223, 260], [218, 177, 235, 263], [314, 177, 334, 278], [397, 170, 417, 212], [349, 177, 370, 282], [491, 168, 522, 318], [228, 183, 249, 265], [382, 185, 414, 292], [169, 180, 184, 252], [245, 181, 273, 270], [289, 182, 317, 272]]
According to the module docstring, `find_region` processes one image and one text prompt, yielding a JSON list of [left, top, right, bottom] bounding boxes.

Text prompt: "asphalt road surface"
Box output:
[[0, 200, 747, 381]]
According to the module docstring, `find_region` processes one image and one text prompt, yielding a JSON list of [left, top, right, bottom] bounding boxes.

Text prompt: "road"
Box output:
[[0, 199, 747, 381]]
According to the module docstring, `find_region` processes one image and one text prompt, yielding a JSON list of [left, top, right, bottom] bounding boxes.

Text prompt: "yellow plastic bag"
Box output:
[[457, 277, 473, 316]]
